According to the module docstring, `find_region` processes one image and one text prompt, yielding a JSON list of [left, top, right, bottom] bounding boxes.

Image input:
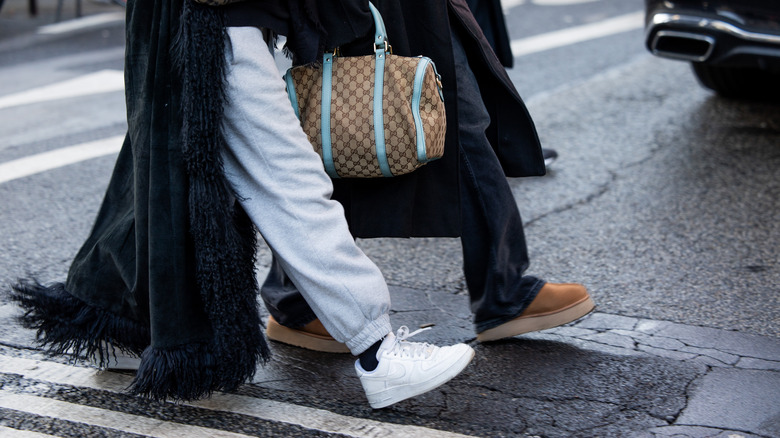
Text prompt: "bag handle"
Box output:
[[333, 3, 390, 56], [369, 3, 390, 53]]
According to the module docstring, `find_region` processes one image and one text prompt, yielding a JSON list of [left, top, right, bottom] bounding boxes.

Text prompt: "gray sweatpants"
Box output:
[[220, 26, 391, 355]]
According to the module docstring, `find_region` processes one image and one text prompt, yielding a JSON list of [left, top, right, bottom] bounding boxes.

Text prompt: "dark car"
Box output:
[[644, 0, 780, 99]]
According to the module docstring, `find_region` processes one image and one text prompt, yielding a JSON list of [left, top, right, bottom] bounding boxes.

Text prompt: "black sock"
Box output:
[[358, 338, 384, 372]]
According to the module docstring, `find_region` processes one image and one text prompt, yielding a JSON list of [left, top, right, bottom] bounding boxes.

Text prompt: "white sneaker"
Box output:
[[355, 326, 475, 409]]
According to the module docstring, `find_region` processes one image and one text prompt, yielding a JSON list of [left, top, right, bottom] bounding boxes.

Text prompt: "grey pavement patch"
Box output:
[[612, 329, 688, 350], [580, 331, 638, 349], [736, 357, 780, 372], [679, 346, 740, 367], [535, 311, 780, 372], [642, 425, 765, 437], [570, 311, 639, 331], [635, 319, 780, 362], [676, 368, 780, 437], [543, 326, 598, 338], [637, 344, 699, 362]]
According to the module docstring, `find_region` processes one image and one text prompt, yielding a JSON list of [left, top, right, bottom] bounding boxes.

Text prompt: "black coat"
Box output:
[[466, 0, 514, 68], [327, 0, 544, 238]]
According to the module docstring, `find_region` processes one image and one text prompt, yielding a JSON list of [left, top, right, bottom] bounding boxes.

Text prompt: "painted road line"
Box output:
[[503, 0, 599, 8], [0, 69, 124, 110], [0, 136, 124, 185], [0, 426, 57, 437], [511, 11, 644, 57], [0, 355, 476, 438], [0, 392, 257, 438], [37, 12, 126, 35]]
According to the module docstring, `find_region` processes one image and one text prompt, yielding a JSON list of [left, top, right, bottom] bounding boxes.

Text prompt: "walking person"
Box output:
[[260, 0, 595, 351], [10, 0, 474, 409]]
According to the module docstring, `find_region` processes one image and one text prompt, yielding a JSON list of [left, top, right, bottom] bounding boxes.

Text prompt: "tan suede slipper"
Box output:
[[477, 283, 595, 342], [266, 316, 350, 353]]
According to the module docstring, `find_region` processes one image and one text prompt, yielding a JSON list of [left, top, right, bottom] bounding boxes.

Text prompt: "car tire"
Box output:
[[691, 63, 780, 100]]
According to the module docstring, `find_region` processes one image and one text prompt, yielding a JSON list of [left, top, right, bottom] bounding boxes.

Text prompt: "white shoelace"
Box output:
[[387, 326, 435, 359]]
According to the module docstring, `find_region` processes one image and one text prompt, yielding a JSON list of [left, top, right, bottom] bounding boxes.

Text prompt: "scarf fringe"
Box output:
[[129, 343, 217, 402], [175, 0, 271, 395], [10, 280, 149, 364]]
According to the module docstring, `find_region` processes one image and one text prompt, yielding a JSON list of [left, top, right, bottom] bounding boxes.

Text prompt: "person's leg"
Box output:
[[262, 257, 349, 353], [261, 257, 315, 327], [220, 27, 390, 354], [450, 27, 545, 334], [220, 28, 474, 409], [451, 27, 594, 341]]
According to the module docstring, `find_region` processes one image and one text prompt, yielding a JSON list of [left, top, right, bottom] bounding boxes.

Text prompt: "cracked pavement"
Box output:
[[1, 11, 778, 436], [271, 54, 779, 437], [255, 285, 777, 437]]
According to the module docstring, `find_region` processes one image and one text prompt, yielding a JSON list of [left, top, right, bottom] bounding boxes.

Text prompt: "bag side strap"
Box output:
[[412, 58, 430, 163], [321, 53, 339, 178], [284, 70, 301, 120]]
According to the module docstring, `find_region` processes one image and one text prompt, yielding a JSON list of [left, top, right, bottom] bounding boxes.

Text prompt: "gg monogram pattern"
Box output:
[[287, 54, 446, 178]]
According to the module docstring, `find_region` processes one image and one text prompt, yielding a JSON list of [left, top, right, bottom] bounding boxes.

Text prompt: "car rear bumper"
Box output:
[[645, 8, 780, 70]]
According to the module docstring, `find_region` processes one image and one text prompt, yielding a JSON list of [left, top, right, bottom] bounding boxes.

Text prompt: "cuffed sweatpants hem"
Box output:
[[345, 314, 391, 355]]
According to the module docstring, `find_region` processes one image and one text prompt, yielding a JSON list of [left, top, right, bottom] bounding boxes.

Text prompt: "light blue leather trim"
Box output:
[[321, 54, 338, 178], [284, 70, 300, 120], [373, 50, 391, 177], [431, 60, 444, 102], [369, 3, 387, 49], [412, 59, 429, 163]]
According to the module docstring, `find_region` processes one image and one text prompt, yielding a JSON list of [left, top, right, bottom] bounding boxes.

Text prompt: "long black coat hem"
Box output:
[[11, 280, 150, 359], [10, 279, 256, 402]]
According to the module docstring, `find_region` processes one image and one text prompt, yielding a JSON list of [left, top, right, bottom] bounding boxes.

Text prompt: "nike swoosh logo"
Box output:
[[384, 362, 408, 386]]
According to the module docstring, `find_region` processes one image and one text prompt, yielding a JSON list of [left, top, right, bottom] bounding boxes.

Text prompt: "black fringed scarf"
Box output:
[[12, 0, 271, 401]]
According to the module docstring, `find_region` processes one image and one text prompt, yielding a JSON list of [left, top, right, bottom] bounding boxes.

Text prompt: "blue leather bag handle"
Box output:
[[370, 2, 388, 51]]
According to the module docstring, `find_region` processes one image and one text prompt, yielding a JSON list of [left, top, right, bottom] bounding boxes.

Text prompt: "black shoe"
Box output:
[[543, 148, 558, 167]]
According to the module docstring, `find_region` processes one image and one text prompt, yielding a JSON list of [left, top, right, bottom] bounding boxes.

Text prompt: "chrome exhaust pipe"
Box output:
[[650, 30, 715, 62]]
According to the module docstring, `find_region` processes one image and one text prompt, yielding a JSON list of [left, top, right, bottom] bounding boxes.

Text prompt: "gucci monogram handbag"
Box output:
[[284, 3, 446, 178]]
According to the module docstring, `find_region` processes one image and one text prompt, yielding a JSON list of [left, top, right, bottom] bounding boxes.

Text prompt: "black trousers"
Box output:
[[260, 27, 544, 334]]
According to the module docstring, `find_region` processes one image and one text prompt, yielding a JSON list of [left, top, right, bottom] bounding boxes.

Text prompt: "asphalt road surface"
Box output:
[[1, 0, 778, 436]]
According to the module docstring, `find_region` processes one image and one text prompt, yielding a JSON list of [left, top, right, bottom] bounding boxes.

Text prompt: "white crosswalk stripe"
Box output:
[[37, 12, 126, 35], [0, 136, 124, 184], [0, 354, 476, 438], [510, 11, 644, 57], [0, 392, 257, 438], [0, 426, 58, 437], [0, 69, 124, 110]]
